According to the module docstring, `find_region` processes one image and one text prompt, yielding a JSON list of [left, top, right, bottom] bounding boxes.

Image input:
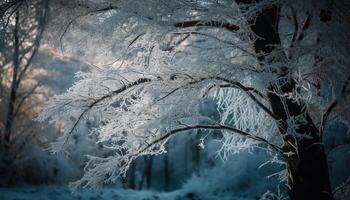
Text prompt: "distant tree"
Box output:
[[163, 143, 170, 191], [39, 0, 350, 199], [0, 0, 47, 148]]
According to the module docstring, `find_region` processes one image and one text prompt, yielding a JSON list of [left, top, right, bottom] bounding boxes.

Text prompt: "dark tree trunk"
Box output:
[[141, 155, 153, 189], [3, 11, 20, 146], [244, 3, 334, 200], [286, 139, 332, 200], [127, 161, 136, 189], [164, 144, 170, 191], [192, 131, 201, 169], [268, 81, 333, 200], [146, 156, 153, 189]]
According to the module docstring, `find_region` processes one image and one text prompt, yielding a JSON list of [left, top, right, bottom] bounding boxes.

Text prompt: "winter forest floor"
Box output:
[[0, 186, 253, 200]]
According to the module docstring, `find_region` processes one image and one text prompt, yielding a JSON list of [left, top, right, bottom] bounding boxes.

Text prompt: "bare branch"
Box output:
[[16, 47, 37, 85], [297, 14, 312, 42], [291, 14, 298, 44], [13, 82, 41, 118]]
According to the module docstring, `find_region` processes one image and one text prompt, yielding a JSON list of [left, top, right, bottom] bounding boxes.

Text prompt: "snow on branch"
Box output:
[[174, 20, 240, 32], [138, 124, 283, 155]]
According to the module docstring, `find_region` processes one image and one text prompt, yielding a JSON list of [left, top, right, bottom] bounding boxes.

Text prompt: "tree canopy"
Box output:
[[38, 0, 350, 199]]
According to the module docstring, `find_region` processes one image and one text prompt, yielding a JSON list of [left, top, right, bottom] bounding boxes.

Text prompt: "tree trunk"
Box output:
[[244, 3, 334, 200], [140, 155, 153, 189], [192, 131, 201, 169], [127, 161, 136, 189], [285, 139, 333, 200], [268, 81, 333, 200], [146, 156, 153, 189], [3, 10, 20, 146], [164, 144, 170, 191]]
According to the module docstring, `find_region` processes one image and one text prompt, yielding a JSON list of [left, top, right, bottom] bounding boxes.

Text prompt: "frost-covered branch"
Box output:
[[59, 5, 119, 52], [139, 124, 283, 154], [63, 77, 154, 145], [174, 20, 240, 32]]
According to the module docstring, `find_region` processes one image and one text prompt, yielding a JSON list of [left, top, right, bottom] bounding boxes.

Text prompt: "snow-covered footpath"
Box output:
[[0, 186, 253, 200]]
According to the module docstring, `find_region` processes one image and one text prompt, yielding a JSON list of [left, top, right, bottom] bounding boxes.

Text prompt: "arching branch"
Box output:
[[138, 124, 283, 155], [214, 76, 281, 121], [65, 75, 280, 148], [154, 75, 279, 121], [64, 78, 153, 145]]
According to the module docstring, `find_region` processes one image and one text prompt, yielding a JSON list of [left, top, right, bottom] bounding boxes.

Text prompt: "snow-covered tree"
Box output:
[[38, 0, 350, 199]]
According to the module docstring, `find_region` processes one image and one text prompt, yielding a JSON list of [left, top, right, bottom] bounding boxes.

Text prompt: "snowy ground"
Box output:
[[0, 186, 253, 200]]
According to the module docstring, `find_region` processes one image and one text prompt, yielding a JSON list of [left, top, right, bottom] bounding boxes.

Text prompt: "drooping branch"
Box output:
[[214, 76, 281, 122], [215, 84, 266, 99], [101, 33, 145, 67], [64, 78, 154, 145], [66, 76, 280, 152], [154, 75, 279, 122], [138, 124, 283, 155]]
